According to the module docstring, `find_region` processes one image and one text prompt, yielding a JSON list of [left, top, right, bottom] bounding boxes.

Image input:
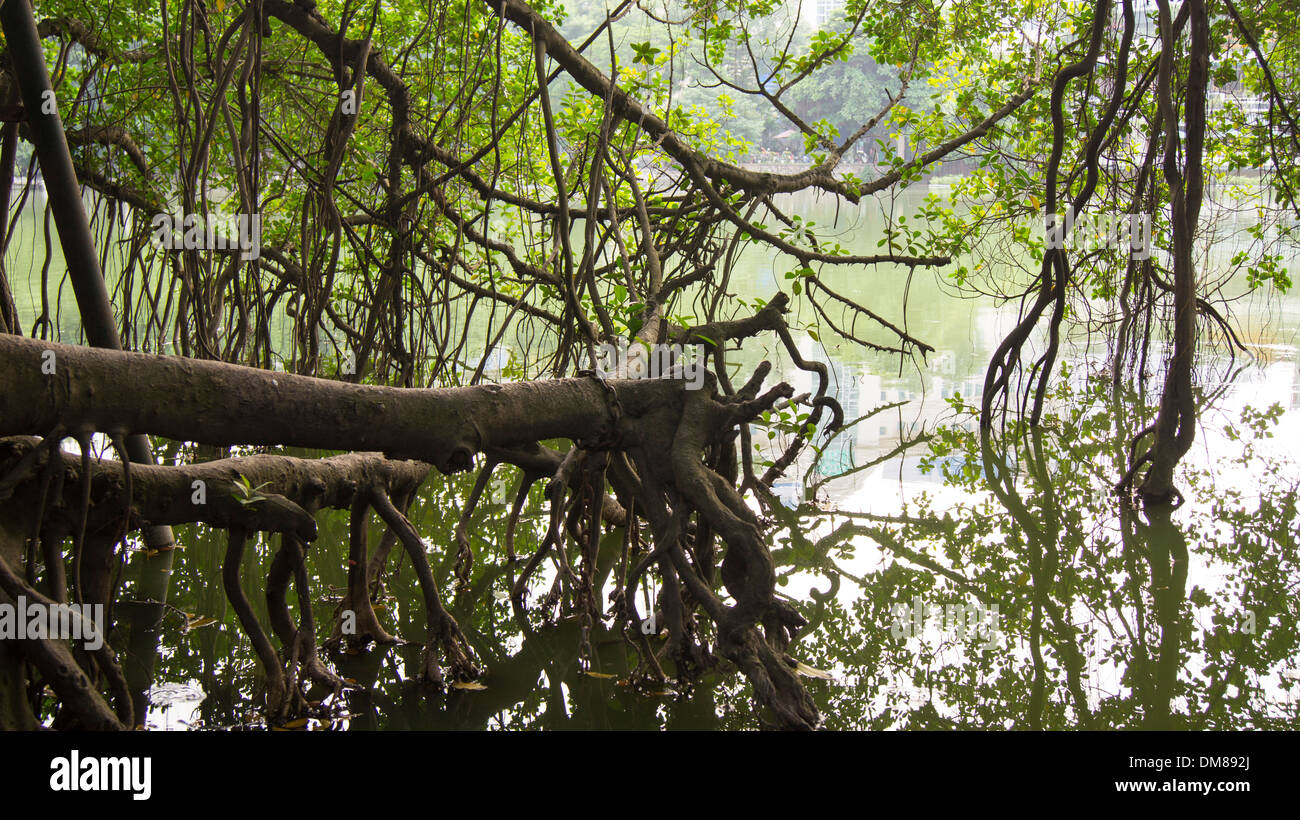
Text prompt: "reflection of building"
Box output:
[[810, 0, 843, 29], [773, 477, 803, 508], [1116, 0, 1159, 41], [819, 358, 857, 476], [774, 337, 983, 504]]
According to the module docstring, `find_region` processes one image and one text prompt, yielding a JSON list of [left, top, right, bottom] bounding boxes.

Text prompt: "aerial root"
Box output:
[[334, 493, 397, 650], [223, 527, 289, 720], [268, 531, 346, 702], [366, 522, 400, 598], [721, 624, 820, 730], [288, 535, 347, 697], [452, 459, 497, 600], [370, 487, 481, 685], [503, 472, 538, 563], [510, 446, 583, 623]]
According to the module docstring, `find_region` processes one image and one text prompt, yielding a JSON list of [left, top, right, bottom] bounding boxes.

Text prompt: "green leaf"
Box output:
[[631, 42, 661, 65]]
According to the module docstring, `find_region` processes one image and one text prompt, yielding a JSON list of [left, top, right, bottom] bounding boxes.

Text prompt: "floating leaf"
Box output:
[[582, 671, 618, 679], [452, 680, 488, 691]]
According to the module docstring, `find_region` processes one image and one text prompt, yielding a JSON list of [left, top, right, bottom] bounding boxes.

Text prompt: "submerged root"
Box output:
[[333, 494, 397, 650], [223, 527, 289, 720], [719, 624, 820, 730], [370, 487, 481, 685]]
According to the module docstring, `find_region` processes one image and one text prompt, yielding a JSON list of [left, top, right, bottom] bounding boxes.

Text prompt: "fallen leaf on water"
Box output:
[[451, 681, 488, 691], [280, 717, 309, 729], [582, 671, 618, 679]]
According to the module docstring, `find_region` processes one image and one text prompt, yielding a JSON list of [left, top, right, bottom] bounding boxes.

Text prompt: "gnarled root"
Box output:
[[332, 494, 397, 650], [370, 487, 480, 686], [223, 526, 289, 720], [718, 623, 820, 730]]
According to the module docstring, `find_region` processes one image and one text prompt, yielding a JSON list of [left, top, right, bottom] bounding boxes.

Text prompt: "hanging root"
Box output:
[[510, 446, 583, 623], [286, 532, 346, 696], [223, 526, 289, 719], [370, 487, 480, 685], [334, 493, 397, 649], [268, 530, 345, 700], [452, 458, 497, 600], [367, 520, 400, 598], [504, 471, 539, 563]]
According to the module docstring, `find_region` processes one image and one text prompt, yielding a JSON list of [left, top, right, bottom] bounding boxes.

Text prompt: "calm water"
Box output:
[[9, 183, 1300, 729]]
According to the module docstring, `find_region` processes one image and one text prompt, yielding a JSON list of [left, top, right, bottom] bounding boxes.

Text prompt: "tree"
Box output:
[[0, 0, 1294, 730]]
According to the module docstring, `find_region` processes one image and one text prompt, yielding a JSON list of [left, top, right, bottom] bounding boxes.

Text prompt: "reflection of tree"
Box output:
[[102, 382, 1300, 730], [1119, 502, 1189, 729], [979, 428, 1092, 729], [766, 382, 1297, 729]]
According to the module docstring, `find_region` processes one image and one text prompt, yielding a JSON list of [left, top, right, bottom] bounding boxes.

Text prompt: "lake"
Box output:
[[8, 180, 1299, 729]]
